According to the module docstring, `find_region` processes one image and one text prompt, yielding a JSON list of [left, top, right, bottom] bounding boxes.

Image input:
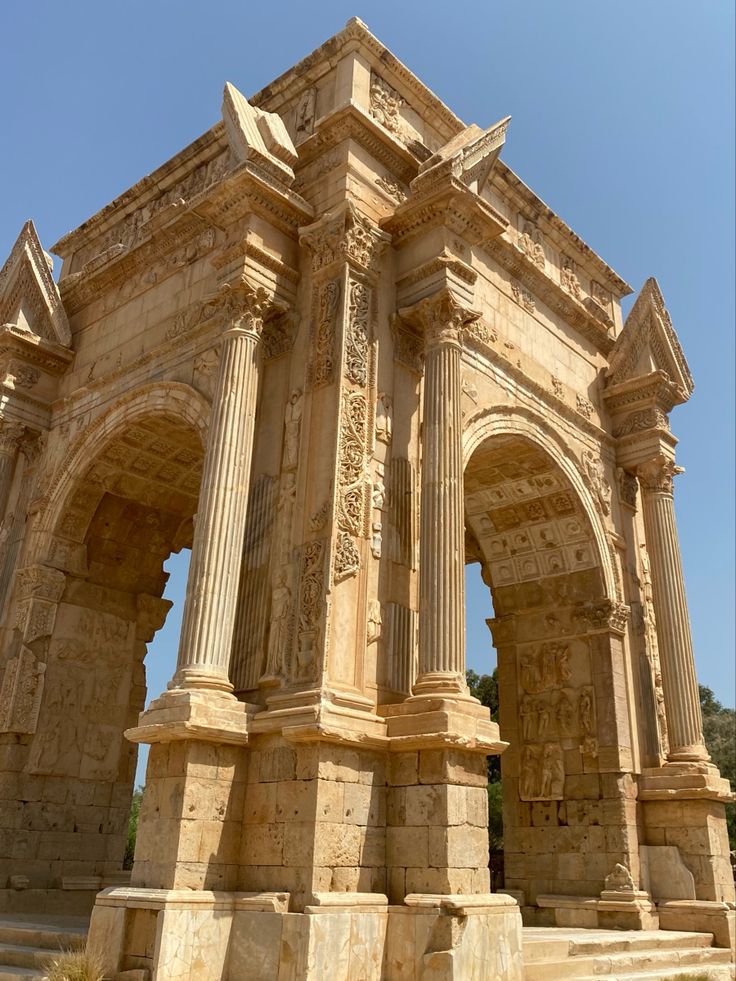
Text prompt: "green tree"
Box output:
[[699, 686, 735, 849], [124, 787, 144, 870]]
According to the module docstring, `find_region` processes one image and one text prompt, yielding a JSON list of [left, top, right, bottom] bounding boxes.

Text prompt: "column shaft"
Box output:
[[639, 461, 708, 762], [415, 327, 466, 694], [0, 423, 24, 519], [175, 325, 261, 690]]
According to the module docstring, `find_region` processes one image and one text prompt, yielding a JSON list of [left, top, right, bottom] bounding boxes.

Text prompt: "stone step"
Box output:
[[0, 967, 46, 981], [523, 928, 716, 961], [0, 945, 58, 971], [608, 968, 734, 981], [0, 919, 87, 953], [524, 945, 732, 981]]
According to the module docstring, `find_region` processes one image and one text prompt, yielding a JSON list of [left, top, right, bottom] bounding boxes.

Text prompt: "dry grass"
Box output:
[[44, 943, 105, 981]]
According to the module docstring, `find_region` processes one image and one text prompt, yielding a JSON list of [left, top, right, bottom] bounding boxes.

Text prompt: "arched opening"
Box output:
[[5, 410, 204, 893], [464, 431, 627, 910]]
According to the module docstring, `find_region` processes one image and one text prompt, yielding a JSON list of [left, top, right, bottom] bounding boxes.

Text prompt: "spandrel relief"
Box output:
[[519, 742, 565, 801]]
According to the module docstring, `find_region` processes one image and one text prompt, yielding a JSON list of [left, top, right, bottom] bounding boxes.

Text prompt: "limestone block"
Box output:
[[388, 753, 419, 787], [343, 782, 385, 826], [387, 827, 428, 868], [312, 823, 362, 867], [640, 844, 696, 900], [153, 906, 232, 981], [428, 826, 488, 869], [275, 780, 318, 823], [242, 782, 278, 825], [227, 910, 285, 980], [241, 824, 284, 866]]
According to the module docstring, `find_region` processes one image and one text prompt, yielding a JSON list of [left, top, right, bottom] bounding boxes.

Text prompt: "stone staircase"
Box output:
[[0, 916, 88, 980], [523, 927, 734, 981]]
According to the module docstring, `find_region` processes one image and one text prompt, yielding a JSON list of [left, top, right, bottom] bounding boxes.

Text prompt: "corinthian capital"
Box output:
[[637, 454, 682, 495], [0, 421, 26, 455], [398, 287, 481, 349], [300, 201, 390, 276], [216, 277, 282, 336]]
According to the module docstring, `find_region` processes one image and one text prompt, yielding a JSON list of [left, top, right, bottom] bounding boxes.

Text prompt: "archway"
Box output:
[[464, 421, 638, 913], [0, 396, 206, 896]]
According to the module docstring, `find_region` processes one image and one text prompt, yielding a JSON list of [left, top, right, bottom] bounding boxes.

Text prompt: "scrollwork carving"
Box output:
[[346, 280, 371, 386], [309, 280, 340, 387], [334, 531, 360, 583]]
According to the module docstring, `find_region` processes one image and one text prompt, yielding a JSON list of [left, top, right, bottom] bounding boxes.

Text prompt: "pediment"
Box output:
[[415, 116, 511, 195], [606, 277, 693, 400], [0, 221, 71, 348]]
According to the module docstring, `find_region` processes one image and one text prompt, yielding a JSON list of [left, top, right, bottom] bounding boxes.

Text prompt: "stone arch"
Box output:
[[0, 382, 210, 895], [32, 381, 210, 553], [462, 404, 637, 909], [462, 403, 617, 602]]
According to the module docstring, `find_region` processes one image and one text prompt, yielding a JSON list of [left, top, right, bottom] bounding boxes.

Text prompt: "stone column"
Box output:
[[0, 421, 24, 520], [413, 290, 478, 697], [637, 455, 708, 762], [173, 280, 277, 692]]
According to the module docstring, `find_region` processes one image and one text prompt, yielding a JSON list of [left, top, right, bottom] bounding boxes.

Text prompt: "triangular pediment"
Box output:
[[606, 277, 693, 400], [0, 221, 71, 347], [416, 116, 511, 195]]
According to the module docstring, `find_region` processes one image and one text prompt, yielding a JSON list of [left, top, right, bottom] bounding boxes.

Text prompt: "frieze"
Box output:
[[613, 406, 669, 438], [576, 395, 594, 420], [375, 174, 408, 203], [560, 255, 583, 300], [518, 219, 546, 270], [511, 282, 535, 313]]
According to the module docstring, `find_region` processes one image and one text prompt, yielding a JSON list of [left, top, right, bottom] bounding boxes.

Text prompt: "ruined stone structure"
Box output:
[[0, 18, 733, 980]]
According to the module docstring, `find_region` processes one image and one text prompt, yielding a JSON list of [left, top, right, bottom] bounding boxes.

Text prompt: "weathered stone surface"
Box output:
[[0, 15, 731, 981]]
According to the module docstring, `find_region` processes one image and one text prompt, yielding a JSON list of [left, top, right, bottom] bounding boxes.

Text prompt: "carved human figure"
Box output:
[[555, 644, 572, 684], [0, 513, 13, 552], [550, 747, 565, 797], [520, 693, 536, 740], [561, 255, 582, 299], [263, 571, 291, 681], [540, 644, 557, 689], [555, 692, 575, 734], [536, 697, 551, 738], [520, 221, 545, 268], [582, 450, 612, 516], [520, 745, 538, 799], [540, 743, 556, 797], [579, 688, 594, 735], [375, 393, 392, 444], [520, 651, 541, 693], [275, 473, 297, 568], [367, 600, 382, 644], [283, 389, 303, 471]]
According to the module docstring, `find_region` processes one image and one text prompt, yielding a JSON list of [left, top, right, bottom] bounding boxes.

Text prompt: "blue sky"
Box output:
[[2, 2, 733, 735]]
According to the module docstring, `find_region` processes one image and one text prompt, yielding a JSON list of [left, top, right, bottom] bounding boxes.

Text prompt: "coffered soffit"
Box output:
[[0, 221, 71, 349], [606, 277, 693, 404]]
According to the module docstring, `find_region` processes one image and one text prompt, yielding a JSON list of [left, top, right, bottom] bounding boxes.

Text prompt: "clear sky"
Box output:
[[2, 1, 734, 742]]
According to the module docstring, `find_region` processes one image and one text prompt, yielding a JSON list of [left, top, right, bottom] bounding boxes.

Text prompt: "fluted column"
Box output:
[[638, 455, 708, 762], [173, 280, 276, 692], [413, 290, 478, 697], [0, 421, 24, 520]]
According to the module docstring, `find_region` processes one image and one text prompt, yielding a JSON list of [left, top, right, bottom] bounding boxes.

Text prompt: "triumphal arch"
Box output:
[[0, 18, 732, 980]]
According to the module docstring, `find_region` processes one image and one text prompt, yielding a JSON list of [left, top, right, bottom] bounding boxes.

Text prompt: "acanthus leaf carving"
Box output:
[[346, 280, 371, 387], [309, 280, 340, 388]]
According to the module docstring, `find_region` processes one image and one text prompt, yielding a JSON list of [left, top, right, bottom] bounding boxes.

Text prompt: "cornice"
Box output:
[[58, 166, 312, 316], [250, 17, 464, 144], [296, 102, 420, 187], [382, 178, 507, 248], [52, 124, 229, 261], [0, 324, 73, 375], [492, 162, 632, 299]]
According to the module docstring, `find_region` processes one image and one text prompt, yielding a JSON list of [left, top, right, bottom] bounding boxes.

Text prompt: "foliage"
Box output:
[[699, 686, 736, 849], [45, 944, 104, 981], [123, 786, 144, 870], [487, 779, 504, 853]]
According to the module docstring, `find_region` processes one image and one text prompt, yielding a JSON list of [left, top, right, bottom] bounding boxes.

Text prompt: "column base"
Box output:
[[125, 687, 252, 746], [639, 761, 734, 802], [88, 888, 523, 980], [381, 694, 506, 753]]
